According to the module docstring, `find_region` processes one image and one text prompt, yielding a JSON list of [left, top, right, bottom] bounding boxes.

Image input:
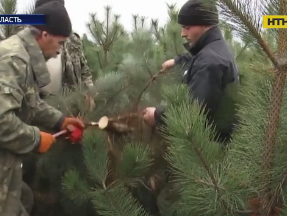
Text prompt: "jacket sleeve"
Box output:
[[174, 53, 192, 67], [0, 56, 41, 154], [31, 94, 65, 132], [155, 63, 224, 126], [188, 63, 223, 115], [154, 106, 166, 126]]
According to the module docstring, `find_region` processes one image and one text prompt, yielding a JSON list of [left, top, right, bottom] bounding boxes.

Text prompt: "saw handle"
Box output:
[[52, 125, 75, 138], [53, 130, 68, 138], [52, 120, 99, 138]]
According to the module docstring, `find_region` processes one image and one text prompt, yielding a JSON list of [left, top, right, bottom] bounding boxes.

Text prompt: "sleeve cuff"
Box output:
[[33, 128, 41, 152], [154, 106, 166, 126], [53, 115, 66, 132], [174, 56, 181, 65]]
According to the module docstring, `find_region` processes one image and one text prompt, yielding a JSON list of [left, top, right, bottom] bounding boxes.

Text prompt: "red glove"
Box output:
[[38, 132, 56, 153], [61, 118, 85, 143], [69, 126, 84, 143], [61, 118, 85, 131]]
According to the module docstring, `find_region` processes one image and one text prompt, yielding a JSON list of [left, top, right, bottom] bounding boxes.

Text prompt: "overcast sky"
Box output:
[[17, 0, 187, 36]]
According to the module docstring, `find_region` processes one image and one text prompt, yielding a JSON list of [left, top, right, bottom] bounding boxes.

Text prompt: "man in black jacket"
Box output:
[[161, 46, 191, 71], [143, 0, 239, 143]]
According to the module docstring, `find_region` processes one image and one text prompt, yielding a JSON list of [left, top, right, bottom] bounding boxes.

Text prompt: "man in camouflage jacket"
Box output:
[[59, 31, 96, 110], [0, 3, 84, 215], [13, 26, 93, 90], [35, 0, 95, 110], [13, 0, 95, 109], [61, 32, 94, 90]]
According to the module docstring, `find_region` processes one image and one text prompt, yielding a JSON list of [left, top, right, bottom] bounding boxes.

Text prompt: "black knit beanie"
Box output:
[[32, 1, 71, 37], [178, 0, 219, 26], [35, 0, 64, 8]]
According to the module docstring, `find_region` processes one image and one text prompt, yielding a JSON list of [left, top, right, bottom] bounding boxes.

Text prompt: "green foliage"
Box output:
[[22, 2, 276, 216], [161, 85, 230, 215], [151, 4, 185, 58], [156, 67, 287, 215], [85, 6, 128, 77], [63, 129, 153, 216], [117, 143, 152, 186]]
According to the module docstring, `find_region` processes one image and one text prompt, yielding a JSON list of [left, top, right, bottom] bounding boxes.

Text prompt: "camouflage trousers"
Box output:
[[21, 181, 34, 215], [0, 181, 33, 216], [0, 150, 34, 216]]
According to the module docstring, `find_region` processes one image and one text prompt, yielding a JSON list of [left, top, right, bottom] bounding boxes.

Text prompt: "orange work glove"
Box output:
[[38, 132, 56, 153], [61, 117, 85, 131]]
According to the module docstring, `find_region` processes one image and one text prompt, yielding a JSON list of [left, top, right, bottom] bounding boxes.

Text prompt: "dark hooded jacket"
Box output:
[[155, 25, 240, 143]]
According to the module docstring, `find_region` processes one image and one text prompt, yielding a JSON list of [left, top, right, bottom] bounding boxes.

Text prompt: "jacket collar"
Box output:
[[184, 25, 223, 55], [17, 27, 50, 88]]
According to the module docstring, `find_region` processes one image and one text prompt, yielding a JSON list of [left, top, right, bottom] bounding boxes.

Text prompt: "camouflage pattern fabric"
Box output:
[[13, 26, 94, 91], [0, 27, 64, 215], [12, 25, 25, 35], [61, 32, 94, 90]]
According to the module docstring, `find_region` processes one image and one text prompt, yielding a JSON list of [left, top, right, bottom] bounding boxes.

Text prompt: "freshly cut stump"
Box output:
[[98, 116, 109, 129], [97, 115, 133, 134]]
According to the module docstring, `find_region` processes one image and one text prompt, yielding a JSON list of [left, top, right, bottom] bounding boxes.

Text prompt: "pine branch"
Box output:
[[90, 183, 151, 216], [87, 7, 122, 65], [151, 19, 161, 42], [82, 130, 109, 184], [105, 5, 110, 44], [161, 84, 253, 215], [87, 13, 104, 46], [87, 22, 103, 46], [212, 0, 278, 67], [132, 14, 138, 31], [63, 129, 152, 215], [236, 42, 250, 60], [117, 143, 153, 186], [131, 70, 164, 111], [44, 88, 84, 117], [260, 0, 287, 214], [63, 169, 94, 205], [95, 83, 131, 114], [99, 21, 107, 38], [96, 48, 103, 69], [140, 16, 146, 28], [107, 19, 122, 47], [172, 32, 179, 55]]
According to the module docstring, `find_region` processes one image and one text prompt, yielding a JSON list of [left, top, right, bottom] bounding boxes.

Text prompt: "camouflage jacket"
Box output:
[[61, 32, 94, 90], [13, 26, 94, 91], [0, 27, 64, 216]]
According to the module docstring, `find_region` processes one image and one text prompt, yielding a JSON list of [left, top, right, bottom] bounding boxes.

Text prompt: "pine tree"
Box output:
[[154, 0, 287, 216], [28, 4, 182, 216], [58, 13, 182, 216], [25, 1, 283, 216], [151, 4, 185, 59], [85, 6, 128, 77]]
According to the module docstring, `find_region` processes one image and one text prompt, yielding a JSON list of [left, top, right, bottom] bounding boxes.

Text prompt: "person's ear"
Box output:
[[41, 31, 50, 42]]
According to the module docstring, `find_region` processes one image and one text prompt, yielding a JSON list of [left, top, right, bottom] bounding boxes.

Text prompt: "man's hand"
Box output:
[[161, 59, 175, 72], [85, 94, 96, 111], [142, 107, 156, 126], [61, 118, 85, 131], [38, 132, 56, 153]]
